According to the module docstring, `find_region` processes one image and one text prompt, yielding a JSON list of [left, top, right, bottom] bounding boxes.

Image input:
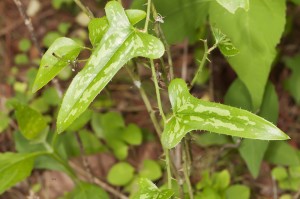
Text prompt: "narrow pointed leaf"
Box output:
[[32, 37, 83, 92], [216, 0, 249, 14], [88, 9, 146, 47], [57, 2, 164, 133], [162, 79, 289, 149]]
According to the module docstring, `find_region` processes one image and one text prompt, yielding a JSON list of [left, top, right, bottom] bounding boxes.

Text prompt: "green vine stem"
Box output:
[[182, 140, 193, 199], [143, 0, 152, 32], [150, 59, 166, 122], [191, 40, 217, 87], [151, 4, 174, 80]]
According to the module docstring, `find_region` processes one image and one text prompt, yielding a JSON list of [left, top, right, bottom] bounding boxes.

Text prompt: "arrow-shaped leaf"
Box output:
[[161, 79, 289, 149], [57, 1, 164, 133], [88, 9, 146, 47], [32, 37, 83, 92]]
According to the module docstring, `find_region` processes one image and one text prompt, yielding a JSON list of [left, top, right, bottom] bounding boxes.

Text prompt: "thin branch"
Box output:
[[13, 0, 42, 57], [74, 0, 94, 19], [181, 38, 189, 81]]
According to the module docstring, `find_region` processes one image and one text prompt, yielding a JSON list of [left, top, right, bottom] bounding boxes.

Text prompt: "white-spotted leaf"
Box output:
[[131, 178, 174, 199], [32, 37, 83, 92], [56, 1, 164, 133], [211, 27, 239, 57], [216, 0, 249, 14], [161, 79, 289, 149], [88, 9, 146, 47]]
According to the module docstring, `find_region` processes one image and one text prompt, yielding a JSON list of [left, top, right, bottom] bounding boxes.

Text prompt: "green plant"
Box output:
[[2, 0, 296, 198]]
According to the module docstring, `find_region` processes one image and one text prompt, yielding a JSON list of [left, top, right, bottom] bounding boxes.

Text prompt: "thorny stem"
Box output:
[[191, 40, 217, 87], [74, 0, 94, 19], [125, 66, 162, 136], [150, 59, 166, 122], [151, 4, 174, 80]]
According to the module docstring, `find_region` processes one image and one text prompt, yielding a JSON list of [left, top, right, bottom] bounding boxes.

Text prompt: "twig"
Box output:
[[272, 176, 278, 199], [69, 161, 129, 199], [151, 4, 174, 80], [74, 0, 94, 19], [75, 132, 94, 183], [182, 140, 193, 199], [13, 0, 42, 57]]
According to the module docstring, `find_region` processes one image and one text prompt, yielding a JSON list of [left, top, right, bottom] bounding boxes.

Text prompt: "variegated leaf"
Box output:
[[32, 37, 83, 92], [211, 27, 239, 57], [161, 79, 289, 149], [88, 9, 146, 47], [216, 0, 249, 14], [57, 2, 164, 133], [131, 178, 173, 199]]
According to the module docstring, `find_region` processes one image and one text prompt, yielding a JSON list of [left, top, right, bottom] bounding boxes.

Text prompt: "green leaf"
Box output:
[[57, 2, 164, 133], [18, 39, 31, 52], [12, 101, 47, 140], [0, 112, 10, 133], [79, 130, 105, 155], [88, 9, 145, 47], [225, 79, 279, 178], [63, 182, 109, 199], [209, 0, 286, 110], [139, 159, 162, 181], [211, 27, 239, 57], [225, 185, 250, 199], [108, 139, 129, 160], [265, 141, 300, 166], [215, 0, 249, 14], [0, 152, 41, 194], [14, 53, 29, 65], [212, 170, 230, 191], [272, 167, 288, 180], [131, 178, 174, 199], [33, 37, 82, 92], [162, 79, 289, 149], [42, 31, 62, 47], [153, 0, 209, 44], [239, 140, 268, 178], [121, 123, 142, 145], [289, 166, 300, 178], [194, 133, 231, 147], [107, 162, 135, 186], [283, 55, 300, 104], [42, 87, 61, 106]]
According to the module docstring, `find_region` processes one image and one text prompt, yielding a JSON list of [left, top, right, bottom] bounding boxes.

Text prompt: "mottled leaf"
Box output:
[[131, 178, 173, 199], [0, 152, 41, 194], [216, 0, 249, 14], [57, 2, 164, 133], [131, 0, 209, 44], [162, 79, 289, 149], [33, 37, 83, 92], [210, 0, 286, 110], [211, 27, 239, 57], [88, 9, 146, 47]]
